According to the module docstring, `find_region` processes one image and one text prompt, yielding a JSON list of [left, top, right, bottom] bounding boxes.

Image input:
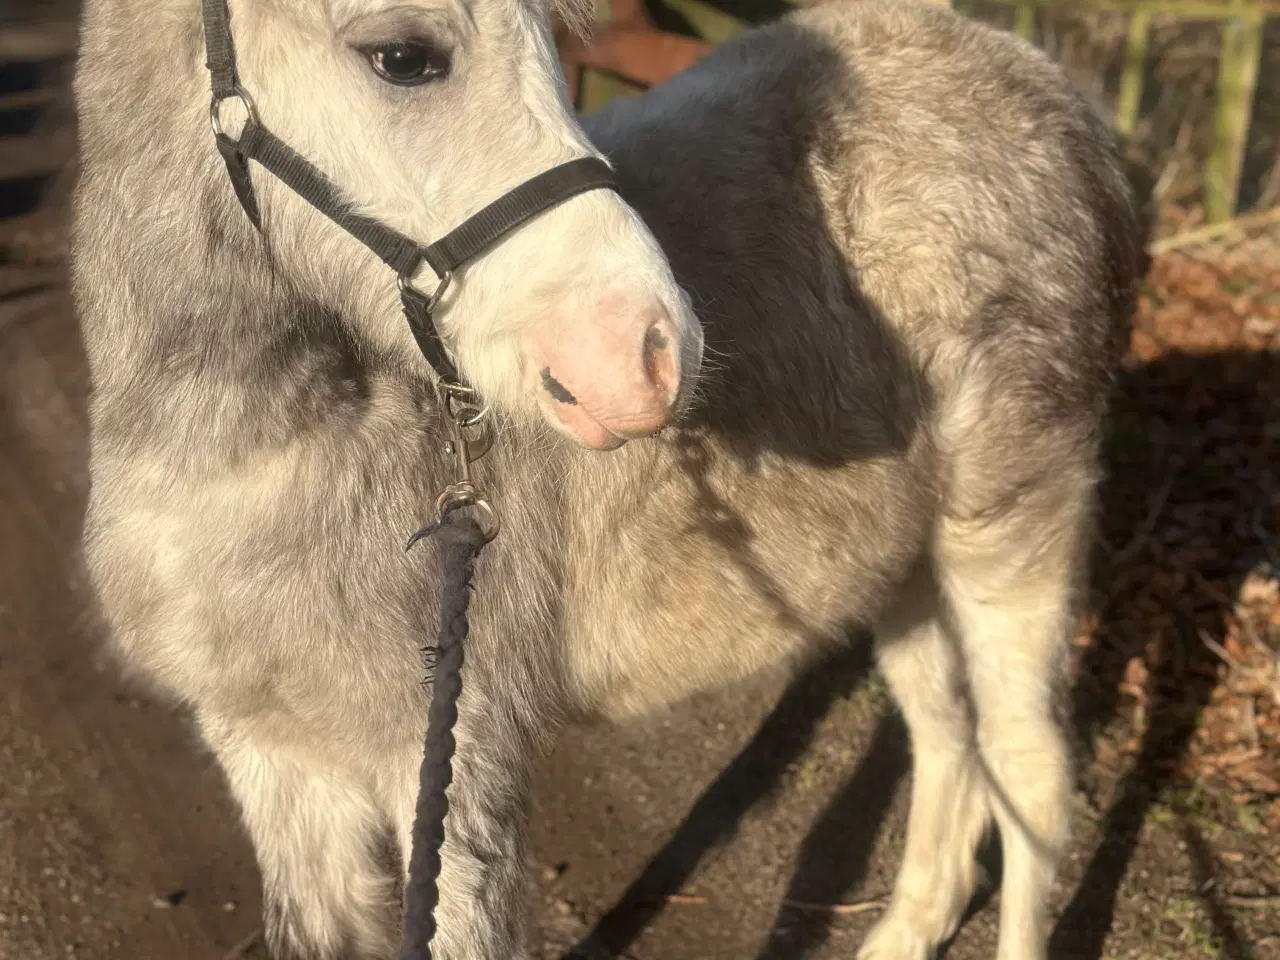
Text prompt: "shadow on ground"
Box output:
[[567, 643, 899, 960], [1054, 347, 1279, 960], [564, 345, 1280, 960]]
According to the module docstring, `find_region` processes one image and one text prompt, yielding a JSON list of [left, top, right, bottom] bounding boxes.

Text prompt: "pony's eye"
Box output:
[[364, 40, 449, 86]]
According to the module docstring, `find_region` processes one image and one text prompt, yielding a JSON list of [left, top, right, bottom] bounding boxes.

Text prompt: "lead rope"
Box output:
[[399, 514, 488, 960], [399, 390, 500, 960]]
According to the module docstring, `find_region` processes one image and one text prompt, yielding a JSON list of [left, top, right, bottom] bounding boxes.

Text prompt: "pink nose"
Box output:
[[533, 298, 682, 450]]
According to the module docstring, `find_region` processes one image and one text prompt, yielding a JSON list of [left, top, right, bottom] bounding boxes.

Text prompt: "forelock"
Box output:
[[321, 0, 598, 43]]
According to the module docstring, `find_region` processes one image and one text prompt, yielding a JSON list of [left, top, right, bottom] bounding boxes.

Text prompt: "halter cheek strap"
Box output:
[[200, 0, 618, 391]]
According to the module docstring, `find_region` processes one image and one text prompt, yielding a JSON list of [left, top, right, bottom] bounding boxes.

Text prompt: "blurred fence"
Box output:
[[565, 0, 1279, 226], [0, 6, 77, 267], [1, 0, 1274, 233], [0, 1, 78, 27], [976, 0, 1275, 224]]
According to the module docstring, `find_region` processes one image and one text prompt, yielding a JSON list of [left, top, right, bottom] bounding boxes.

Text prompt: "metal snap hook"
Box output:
[[405, 484, 500, 550], [405, 382, 500, 552], [436, 488, 501, 543]]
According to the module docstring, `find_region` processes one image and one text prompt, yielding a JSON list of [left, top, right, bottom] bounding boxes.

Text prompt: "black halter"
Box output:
[[199, 5, 616, 958], [200, 0, 618, 391]]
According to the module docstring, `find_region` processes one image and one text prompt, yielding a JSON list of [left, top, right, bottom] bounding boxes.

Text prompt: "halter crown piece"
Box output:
[[200, 0, 619, 391]]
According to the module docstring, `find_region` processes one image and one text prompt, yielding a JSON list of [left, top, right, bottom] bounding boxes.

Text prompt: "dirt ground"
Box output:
[[2, 9, 1279, 960]]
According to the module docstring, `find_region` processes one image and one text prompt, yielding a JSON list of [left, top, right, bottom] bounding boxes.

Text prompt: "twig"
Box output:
[[1148, 206, 1280, 256], [222, 929, 261, 959], [1211, 747, 1263, 768], [1190, 570, 1235, 608], [782, 896, 888, 915], [1198, 628, 1236, 668], [1079, 789, 1107, 821], [634, 892, 707, 906], [1151, 108, 1199, 206], [1242, 618, 1279, 671], [1107, 469, 1176, 567], [1222, 894, 1280, 909], [1241, 695, 1260, 752]]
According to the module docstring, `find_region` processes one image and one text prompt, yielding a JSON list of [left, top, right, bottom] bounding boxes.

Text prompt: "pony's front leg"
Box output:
[[380, 687, 537, 960], [199, 713, 400, 960]]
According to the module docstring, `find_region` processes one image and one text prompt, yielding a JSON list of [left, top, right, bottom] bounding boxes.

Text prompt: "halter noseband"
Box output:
[[200, 0, 618, 393]]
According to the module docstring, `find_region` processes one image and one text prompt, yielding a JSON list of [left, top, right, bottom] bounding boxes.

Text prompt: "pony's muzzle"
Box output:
[[530, 293, 691, 450]]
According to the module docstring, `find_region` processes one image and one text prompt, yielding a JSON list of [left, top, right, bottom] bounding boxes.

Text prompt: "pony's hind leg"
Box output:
[[200, 714, 399, 960], [935, 486, 1087, 960], [859, 568, 990, 960]]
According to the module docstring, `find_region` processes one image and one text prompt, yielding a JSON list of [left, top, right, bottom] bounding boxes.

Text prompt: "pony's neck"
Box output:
[[85, 195, 440, 475]]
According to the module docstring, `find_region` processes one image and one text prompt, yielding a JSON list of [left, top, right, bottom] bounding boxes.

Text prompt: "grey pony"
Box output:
[[70, 0, 1143, 958]]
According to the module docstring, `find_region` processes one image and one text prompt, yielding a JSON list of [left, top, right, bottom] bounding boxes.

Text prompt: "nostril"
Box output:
[[642, 320, 678, 400]]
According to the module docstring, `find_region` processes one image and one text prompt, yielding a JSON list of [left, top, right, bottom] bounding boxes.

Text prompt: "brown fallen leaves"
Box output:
[[1073, 230, 1280, 829]]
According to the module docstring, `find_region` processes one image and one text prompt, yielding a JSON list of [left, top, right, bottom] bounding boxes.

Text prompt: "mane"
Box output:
[[548, 0, 597, 42]]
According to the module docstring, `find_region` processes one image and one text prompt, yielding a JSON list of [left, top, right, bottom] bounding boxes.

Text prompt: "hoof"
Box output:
[[856, 911, 936, 960]]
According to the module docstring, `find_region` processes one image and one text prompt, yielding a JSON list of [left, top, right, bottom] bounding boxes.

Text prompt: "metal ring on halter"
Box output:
[[398, 268, 454, 316], [444, 386, 490, 428], [209, 86, 259, 141], [435, 488, 501, 542]]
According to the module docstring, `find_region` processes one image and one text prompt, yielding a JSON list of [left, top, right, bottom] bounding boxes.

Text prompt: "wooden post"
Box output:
[[1204, 8, 1263, 222], [1014, 0, 1036, 40], [1114, 6, 1151, 143], [665, 0, 750, 43], [557, 0, 711, 111]]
